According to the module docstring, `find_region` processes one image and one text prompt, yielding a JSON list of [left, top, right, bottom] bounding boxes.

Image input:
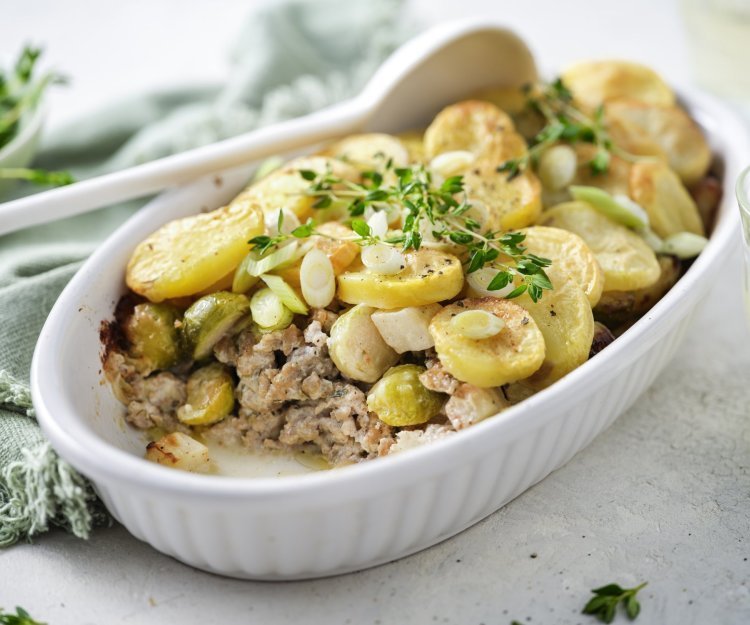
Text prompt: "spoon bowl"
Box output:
[[0, 19, 536, 235]]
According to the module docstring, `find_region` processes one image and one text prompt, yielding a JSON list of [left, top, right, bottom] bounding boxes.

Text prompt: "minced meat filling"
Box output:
[[108, 313, 408, 466]]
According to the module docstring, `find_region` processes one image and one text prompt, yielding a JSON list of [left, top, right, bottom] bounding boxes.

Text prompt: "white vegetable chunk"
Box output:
[[145, 432, 212, 473], [371, 304, 442, 353], [300, 248, 336, 308]]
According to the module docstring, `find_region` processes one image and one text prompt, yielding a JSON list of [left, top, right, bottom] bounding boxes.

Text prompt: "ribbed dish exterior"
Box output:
[[92, 313, 692, 580]]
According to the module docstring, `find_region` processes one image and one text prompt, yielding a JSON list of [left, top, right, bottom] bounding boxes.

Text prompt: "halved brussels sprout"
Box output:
[[177, 363, 235, 426], [145, 432, 212, 473], [367, 364, 445, 427], [181, 291, 250, 360], [250, 287, 294, 331], [123, 302, 182, 373]]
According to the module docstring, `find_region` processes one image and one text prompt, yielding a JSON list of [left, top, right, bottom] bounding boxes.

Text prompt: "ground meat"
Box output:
[[206, 317, 393, 466], [419, 354, 460, 395]]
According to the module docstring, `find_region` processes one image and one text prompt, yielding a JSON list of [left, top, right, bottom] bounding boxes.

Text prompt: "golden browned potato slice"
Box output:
[[561, 60, 675, 110], [319, 133, 410, 171], [519, 226, 604, 307], [516, 276, 595, 390], [126, 197, 264, 302], [605, 99, 711, 186], [424, 100, 517, 162], [464, 162, 542, 230], [236, 156, 360, 222], [274, 222, 359, 288], [629, 161, 705, 237], [571, 143, 633, 196], [538, 201, 661, 292], [396, 130, 427, 163], [337, 248, 463, 309], [594, 255, 681, 327], [429, 298, 545, 388]]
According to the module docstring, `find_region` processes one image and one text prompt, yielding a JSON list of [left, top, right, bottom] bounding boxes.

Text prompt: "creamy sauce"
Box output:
[[205, 441, 328, 478]]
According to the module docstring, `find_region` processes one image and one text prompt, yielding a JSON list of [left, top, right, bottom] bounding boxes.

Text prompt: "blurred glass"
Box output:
[[681, 0, 750, 105], [737, 166, 750, 319]]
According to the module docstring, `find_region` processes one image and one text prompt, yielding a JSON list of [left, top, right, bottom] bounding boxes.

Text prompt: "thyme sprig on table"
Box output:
[[249, 160, 553, 302], [582, 582, 648, 623], [0, 606, 45, 625], [497, 78, 635, 180], [0, 45, 74, 188]]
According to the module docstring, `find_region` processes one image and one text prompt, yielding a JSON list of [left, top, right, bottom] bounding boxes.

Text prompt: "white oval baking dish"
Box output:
[[31, 22, 750, 580]]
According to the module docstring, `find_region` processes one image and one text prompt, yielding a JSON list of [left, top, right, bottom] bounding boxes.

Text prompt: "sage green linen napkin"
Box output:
[[0, 0, 412, 547]]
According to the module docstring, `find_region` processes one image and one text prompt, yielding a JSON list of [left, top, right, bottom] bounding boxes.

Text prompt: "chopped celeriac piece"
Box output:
[[145, 432, 212, 473], [371, 304, 442, 353]]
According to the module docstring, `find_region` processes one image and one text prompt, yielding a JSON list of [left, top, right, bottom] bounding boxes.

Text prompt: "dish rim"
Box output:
[[31, 86, 748, 501]]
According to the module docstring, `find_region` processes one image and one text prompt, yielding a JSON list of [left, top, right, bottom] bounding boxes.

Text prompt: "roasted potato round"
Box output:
[[126, 197, 264, 302], [539, 201, 661, 291], [337, 248, 464, 309], [561, 60, 675, 110], [320, 133, 410, 171], [628, 160, 705, 238], [519, 226, 604, 307], [516, 276, 595, 390], [429, 298, 546, 388]]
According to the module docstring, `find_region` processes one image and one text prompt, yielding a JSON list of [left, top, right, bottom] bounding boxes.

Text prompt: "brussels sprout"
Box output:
[[123, 302, 182, 373], [366, 364, 445, 427], [181, 291, 251, 360], [177, 363, 235, 426]]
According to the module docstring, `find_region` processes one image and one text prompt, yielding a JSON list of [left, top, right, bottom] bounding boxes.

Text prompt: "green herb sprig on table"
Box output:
[[249, 160, 553, 302], [0, 606, 45, 625], [497, 78, 638, 180], [0, 45, 73, 188], [582, 581, 648, 623]]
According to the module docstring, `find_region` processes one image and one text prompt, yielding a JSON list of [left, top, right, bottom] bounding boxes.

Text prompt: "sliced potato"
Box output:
[[519, 226, 604, 307], [629, 160, 705, 238], [594, 255, 681, 327], [538, 201, 661, 291], [424, 100, 517, 162], [472, 86, 545, 142], [145, 432, 212, 473], [337, 248, 463, 309], [429, 298, 545, 388], [126, 197, 264, 303], [274, 222, 359, 288], [516, 276, 595, 390], [236, 156, 360, 222], [605, 99, 711, 186], [571, 143, 632, 197], [561, 60, 675, 110], [320, 133, 409, 171], [464, 163, 542, 230], [328, 304, 399, 383]]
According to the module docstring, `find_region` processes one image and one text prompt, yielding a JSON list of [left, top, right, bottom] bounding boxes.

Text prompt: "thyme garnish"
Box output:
[[249, 160, 553, 302]]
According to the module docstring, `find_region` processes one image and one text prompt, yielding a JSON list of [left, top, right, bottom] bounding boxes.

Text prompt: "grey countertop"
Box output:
[[2, 1, 750, 623]]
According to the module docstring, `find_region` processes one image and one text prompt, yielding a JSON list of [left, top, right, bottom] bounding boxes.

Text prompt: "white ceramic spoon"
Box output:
[[0, 18, 537, 236]]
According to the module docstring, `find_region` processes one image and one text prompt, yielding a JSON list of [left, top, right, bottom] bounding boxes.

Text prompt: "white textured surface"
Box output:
[[3, 0, 750, 623]]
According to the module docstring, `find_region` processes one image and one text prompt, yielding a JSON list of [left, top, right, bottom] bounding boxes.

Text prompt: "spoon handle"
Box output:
[[0, 100, 363, 236]]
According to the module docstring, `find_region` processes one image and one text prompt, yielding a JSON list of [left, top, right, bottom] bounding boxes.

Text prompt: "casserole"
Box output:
[[31, 23, 750, 579]]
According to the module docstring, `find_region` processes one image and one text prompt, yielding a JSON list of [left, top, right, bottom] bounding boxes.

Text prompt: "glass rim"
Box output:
[[736, 165, 750, 216]]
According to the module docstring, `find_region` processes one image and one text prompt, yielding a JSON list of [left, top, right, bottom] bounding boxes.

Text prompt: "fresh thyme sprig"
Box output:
[[0, 45, 73, 188], [497, 78, 635, 180], [0, 606, 45, 625], [582, 582, 648, 623], [248, 161, 553, 302]]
